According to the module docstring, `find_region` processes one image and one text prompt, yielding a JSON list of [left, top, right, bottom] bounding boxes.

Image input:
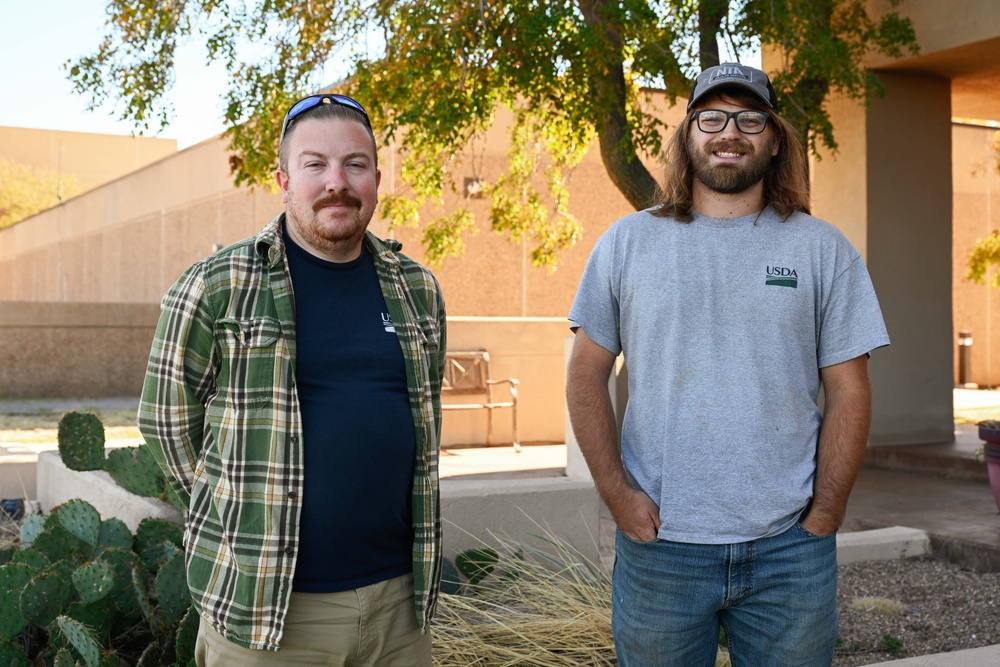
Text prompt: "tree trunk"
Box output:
[[699, 0, 728, 70], [577, 0, 659, 210]]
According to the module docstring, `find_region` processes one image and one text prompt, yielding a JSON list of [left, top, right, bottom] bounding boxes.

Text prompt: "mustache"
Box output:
[[706, 138, 755, 155], [313, 193, 362, 211]]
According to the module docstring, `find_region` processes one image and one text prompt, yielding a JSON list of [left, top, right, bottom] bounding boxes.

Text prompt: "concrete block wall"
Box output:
[[0, 303, 570, 447], [0, 302, 160, 398]]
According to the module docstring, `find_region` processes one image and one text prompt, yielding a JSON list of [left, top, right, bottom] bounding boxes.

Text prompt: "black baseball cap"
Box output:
[[687, 63, 779, 111]]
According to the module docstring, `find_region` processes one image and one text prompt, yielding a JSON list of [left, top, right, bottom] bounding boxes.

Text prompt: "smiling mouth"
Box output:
[[714, 150, 744, 158]]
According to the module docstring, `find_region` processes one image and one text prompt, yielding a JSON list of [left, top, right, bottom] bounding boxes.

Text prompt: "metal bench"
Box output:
[[442, 350, 521, 452]]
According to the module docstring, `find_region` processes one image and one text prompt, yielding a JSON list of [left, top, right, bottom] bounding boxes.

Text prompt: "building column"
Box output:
[[814, 71, 954, 445]]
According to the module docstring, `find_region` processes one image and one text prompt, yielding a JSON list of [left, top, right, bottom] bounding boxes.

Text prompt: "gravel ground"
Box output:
[[834, 556, 1000, 666]]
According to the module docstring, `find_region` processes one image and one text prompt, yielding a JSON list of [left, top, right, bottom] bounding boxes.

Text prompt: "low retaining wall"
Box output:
[[0, 302, 160, 398], [36, 450, 602, 564], [0, 303, 569, 447]]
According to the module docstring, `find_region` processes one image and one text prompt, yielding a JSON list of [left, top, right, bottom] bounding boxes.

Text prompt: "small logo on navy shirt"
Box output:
[[381, 313, 396, 332]]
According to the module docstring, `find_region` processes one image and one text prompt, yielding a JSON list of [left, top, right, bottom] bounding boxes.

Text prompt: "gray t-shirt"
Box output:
[[569, 207, 890, 544]]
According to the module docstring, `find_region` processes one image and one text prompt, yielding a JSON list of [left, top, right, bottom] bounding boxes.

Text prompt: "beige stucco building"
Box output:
[[1, 0, 1000, 449]]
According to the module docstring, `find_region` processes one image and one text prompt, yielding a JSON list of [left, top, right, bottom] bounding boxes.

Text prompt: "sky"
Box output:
[[1, 2, 762, 152], [1, 1, 233, 150]]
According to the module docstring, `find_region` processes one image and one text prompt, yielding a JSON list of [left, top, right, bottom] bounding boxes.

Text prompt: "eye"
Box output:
[[699, 111, 726, 127], [739, 112, 767, 130]]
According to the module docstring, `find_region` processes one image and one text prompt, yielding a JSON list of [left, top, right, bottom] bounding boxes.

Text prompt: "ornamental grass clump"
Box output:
[[431, 532, 616, 667], [431, 529, 733, 667]]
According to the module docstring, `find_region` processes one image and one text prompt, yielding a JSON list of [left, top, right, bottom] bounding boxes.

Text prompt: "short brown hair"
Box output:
[[278, 103, 378, 173]]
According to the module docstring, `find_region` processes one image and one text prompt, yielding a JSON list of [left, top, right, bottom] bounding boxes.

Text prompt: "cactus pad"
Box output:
[[10, 549, 48, 570], [134, 519, 183, 573], [66, 599, 116, 642], [72, 561, 115, 605], [19, 514, 44, 549], [57, 412, 106, 472], [55, 615, 101, 667], [97, 519, 133, 552], [106, 447, 165, 499], [51, 500, 102, 549], [0, 546, 15, 566], [0, 641, 30, 666], [97, 548, 146, 618], [175, 606, 199, 665], [32, 526, 92, 566], [53, 647, 76, 667], [154, 551, 190, 625], [0, 564, 34, 641], [19, 567, 75, 627]]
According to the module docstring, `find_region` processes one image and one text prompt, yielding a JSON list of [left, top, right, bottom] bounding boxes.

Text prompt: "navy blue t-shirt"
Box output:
[[284, 232, 416, 593]]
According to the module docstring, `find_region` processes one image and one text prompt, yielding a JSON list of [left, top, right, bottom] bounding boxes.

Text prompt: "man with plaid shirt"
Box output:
[[138, 94, 446, 666]]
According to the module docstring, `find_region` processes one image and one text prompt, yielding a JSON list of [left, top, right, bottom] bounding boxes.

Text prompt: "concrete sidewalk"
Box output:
[[861, 645, 1000, 666]]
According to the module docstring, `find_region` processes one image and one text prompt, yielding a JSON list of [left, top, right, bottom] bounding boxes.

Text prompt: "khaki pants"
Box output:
[[195, 573, 432, 667]]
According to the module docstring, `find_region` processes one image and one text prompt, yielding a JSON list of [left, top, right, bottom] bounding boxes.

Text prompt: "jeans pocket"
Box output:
[[792, 522, 836, 539], [616, 527, 658, 545]]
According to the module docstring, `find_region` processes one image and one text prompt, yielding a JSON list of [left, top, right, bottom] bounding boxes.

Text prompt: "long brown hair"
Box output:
[[652, 90, 810, 221]]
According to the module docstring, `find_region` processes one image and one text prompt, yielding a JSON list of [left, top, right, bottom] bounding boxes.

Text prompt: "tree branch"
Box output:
[[577, 0, 658, 210]]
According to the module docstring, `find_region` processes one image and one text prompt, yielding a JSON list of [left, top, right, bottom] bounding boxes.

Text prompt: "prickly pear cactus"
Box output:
[[97, 519, 133, 552], [1, 500, 193, 662], [65, 598, 117, 642], [154, 551, 191, 625], [72, 560, 115, 605], [0, 564, 34, 641], [11, 548, 49, 570], [175, 606, 199, 665], [57, 412, 107, 472], [55, 614, 101, 667], [53, 647, 77, 667], [0, 642, 30, 666], [31, 525, 91, 566], [98, 548, 146, 617], [105, 446, 166, 499], [134, 519, 183, 573], [0, 546, 15, 566], [51, 500, 102, 549], [19, 566, 76, 627], [19, 514, 44, 549]]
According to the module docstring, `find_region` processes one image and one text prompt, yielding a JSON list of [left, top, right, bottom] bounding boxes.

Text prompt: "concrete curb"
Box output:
[[861, 644, 1000, 666], [837, 526, 931, 564]]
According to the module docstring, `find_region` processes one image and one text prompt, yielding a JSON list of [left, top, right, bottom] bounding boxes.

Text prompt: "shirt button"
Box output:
[[287, 491, 297, 499], [290, 435, 299, 444], [284, 546, 294, 555]]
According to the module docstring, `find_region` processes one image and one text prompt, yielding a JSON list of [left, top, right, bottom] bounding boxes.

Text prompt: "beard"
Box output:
[[688, 135, 775, 195], [286, 190, 371, 257]]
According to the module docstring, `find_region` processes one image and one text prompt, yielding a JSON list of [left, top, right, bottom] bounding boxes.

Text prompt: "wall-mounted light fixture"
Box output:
[[464, 177, 485, 199]]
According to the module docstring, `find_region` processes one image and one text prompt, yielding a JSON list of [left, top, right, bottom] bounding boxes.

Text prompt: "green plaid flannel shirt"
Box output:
[[138, 214, 446, 651]]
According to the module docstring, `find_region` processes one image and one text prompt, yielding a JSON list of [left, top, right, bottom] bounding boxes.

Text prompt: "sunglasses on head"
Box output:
[[279, 94, 372, 142]]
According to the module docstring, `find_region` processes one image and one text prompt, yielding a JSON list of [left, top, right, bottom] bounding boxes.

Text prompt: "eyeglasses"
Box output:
[[691, 109, 769, 134], [279, 94, 372, 142]]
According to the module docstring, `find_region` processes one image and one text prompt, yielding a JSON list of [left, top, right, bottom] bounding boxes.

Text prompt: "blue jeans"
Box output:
[[612, 524, 838, 667]]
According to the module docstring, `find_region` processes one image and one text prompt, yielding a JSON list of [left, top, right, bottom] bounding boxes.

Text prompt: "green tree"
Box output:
[[0, 159, 84, 230], [68, 0, 917, 267], [966, 132, 1000, 287]]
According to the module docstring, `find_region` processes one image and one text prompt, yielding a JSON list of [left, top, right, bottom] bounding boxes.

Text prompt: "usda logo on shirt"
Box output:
[[766, 266, 798, 288]]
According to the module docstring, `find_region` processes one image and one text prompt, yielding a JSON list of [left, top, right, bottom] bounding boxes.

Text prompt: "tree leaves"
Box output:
[[67, 0, 918, 265]]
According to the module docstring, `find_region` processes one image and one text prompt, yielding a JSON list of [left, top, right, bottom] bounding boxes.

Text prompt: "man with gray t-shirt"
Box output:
[[566, 63, 889, 667]]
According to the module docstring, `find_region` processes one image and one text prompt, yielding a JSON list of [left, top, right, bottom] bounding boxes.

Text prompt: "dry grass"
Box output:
[[431, 531, 731, 667], [0, 408, 138, 431], [848, 596, 908, 617], [0, 408, 142, 447]]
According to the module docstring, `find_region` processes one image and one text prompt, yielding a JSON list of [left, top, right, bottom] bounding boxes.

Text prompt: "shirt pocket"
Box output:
[[215, 317, 283, 408]]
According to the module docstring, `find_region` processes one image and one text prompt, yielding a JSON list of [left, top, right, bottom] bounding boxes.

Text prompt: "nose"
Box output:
[[324, 165, 349, 192], [716, 115, 742, 140]]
